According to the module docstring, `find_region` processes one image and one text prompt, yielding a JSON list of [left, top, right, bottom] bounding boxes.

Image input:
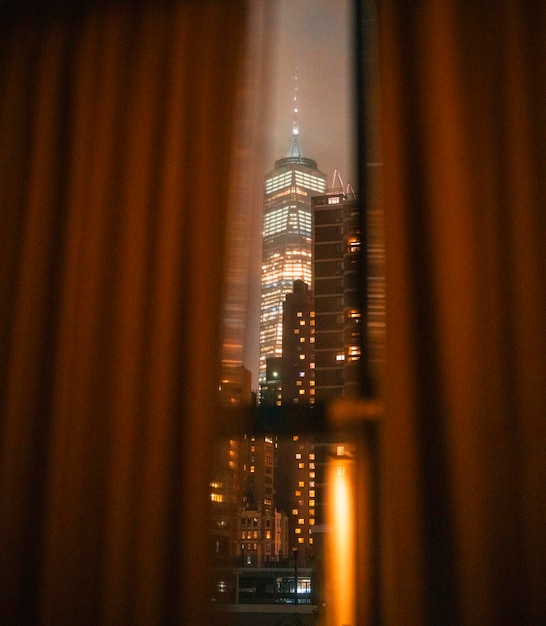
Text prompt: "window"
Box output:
[[211, 0, 379, 622]]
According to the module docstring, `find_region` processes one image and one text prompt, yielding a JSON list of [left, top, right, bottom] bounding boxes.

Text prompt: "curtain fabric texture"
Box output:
[[378, 1, 546, 624], [1, 0, 546, 625], [0, 2, 246, 624]]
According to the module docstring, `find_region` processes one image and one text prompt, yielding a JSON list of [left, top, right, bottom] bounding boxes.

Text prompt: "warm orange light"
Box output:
[[326, 456, 355, 626]]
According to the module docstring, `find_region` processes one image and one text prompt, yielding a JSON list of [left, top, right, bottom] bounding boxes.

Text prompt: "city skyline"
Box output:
[[245, 0, 354, 388]]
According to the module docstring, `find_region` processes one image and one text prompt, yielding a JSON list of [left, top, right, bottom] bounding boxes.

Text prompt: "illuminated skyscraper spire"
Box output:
[[293, 72, 299, 136], [259, 77, 327, 389], [289, 71, 303, 159]]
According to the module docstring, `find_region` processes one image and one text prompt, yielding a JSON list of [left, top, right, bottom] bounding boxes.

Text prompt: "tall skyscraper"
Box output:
[[312, 176, 362, 401], [259, 130, 326, 387]]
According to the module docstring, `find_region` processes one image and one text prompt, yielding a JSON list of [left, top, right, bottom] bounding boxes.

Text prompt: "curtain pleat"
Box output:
[[378, 1, 546, 624], [0, 2, 246, 624]]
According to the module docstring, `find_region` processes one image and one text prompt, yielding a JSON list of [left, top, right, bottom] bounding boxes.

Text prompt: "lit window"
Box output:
[[295, 490, 301, 496], [295, 528, 301, 534], [250, 465, 255, 473], [298, 538, 305, 544], [266, 530, 271, 539], [298, 518, 305, 525], [293, 435, 299, 441], [309, 454, 315, 460], [309, 490, 315, 497], [298, 481, 305, 487], [309, 519, 315, 526], [299, 354, 305, 360], [292, 509, 299, 515], [299, 320, 306, 326], [309, 463, 315, 469], [309, 500, 315, 507], [309, 538, 314, 545], [298, 463, 305, 469], [296, 453, 302, 459], [210, 494, 224, 502], [299, 389, 305, 395], [337, 445, 345, 456], [336, 353, 345, 361]]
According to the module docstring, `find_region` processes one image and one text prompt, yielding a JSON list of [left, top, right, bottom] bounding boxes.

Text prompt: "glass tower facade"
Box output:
[[259, 134, 326, 385]]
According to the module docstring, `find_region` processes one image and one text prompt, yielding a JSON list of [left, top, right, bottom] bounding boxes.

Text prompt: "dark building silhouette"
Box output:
[[281, 280, 315, 406], [259, 357, 283, 407], [312, 175, 362, 400]]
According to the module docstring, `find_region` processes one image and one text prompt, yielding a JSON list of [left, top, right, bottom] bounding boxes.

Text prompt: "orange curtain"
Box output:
[[377, 1, 546, 624], [0, 2, 247, 624]]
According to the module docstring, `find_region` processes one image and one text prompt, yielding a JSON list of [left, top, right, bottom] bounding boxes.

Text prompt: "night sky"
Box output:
[[265, 0, 355, 186]]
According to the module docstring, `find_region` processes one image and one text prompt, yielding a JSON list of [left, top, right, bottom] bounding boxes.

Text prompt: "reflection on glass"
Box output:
[[325, 446, 356, 626]]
